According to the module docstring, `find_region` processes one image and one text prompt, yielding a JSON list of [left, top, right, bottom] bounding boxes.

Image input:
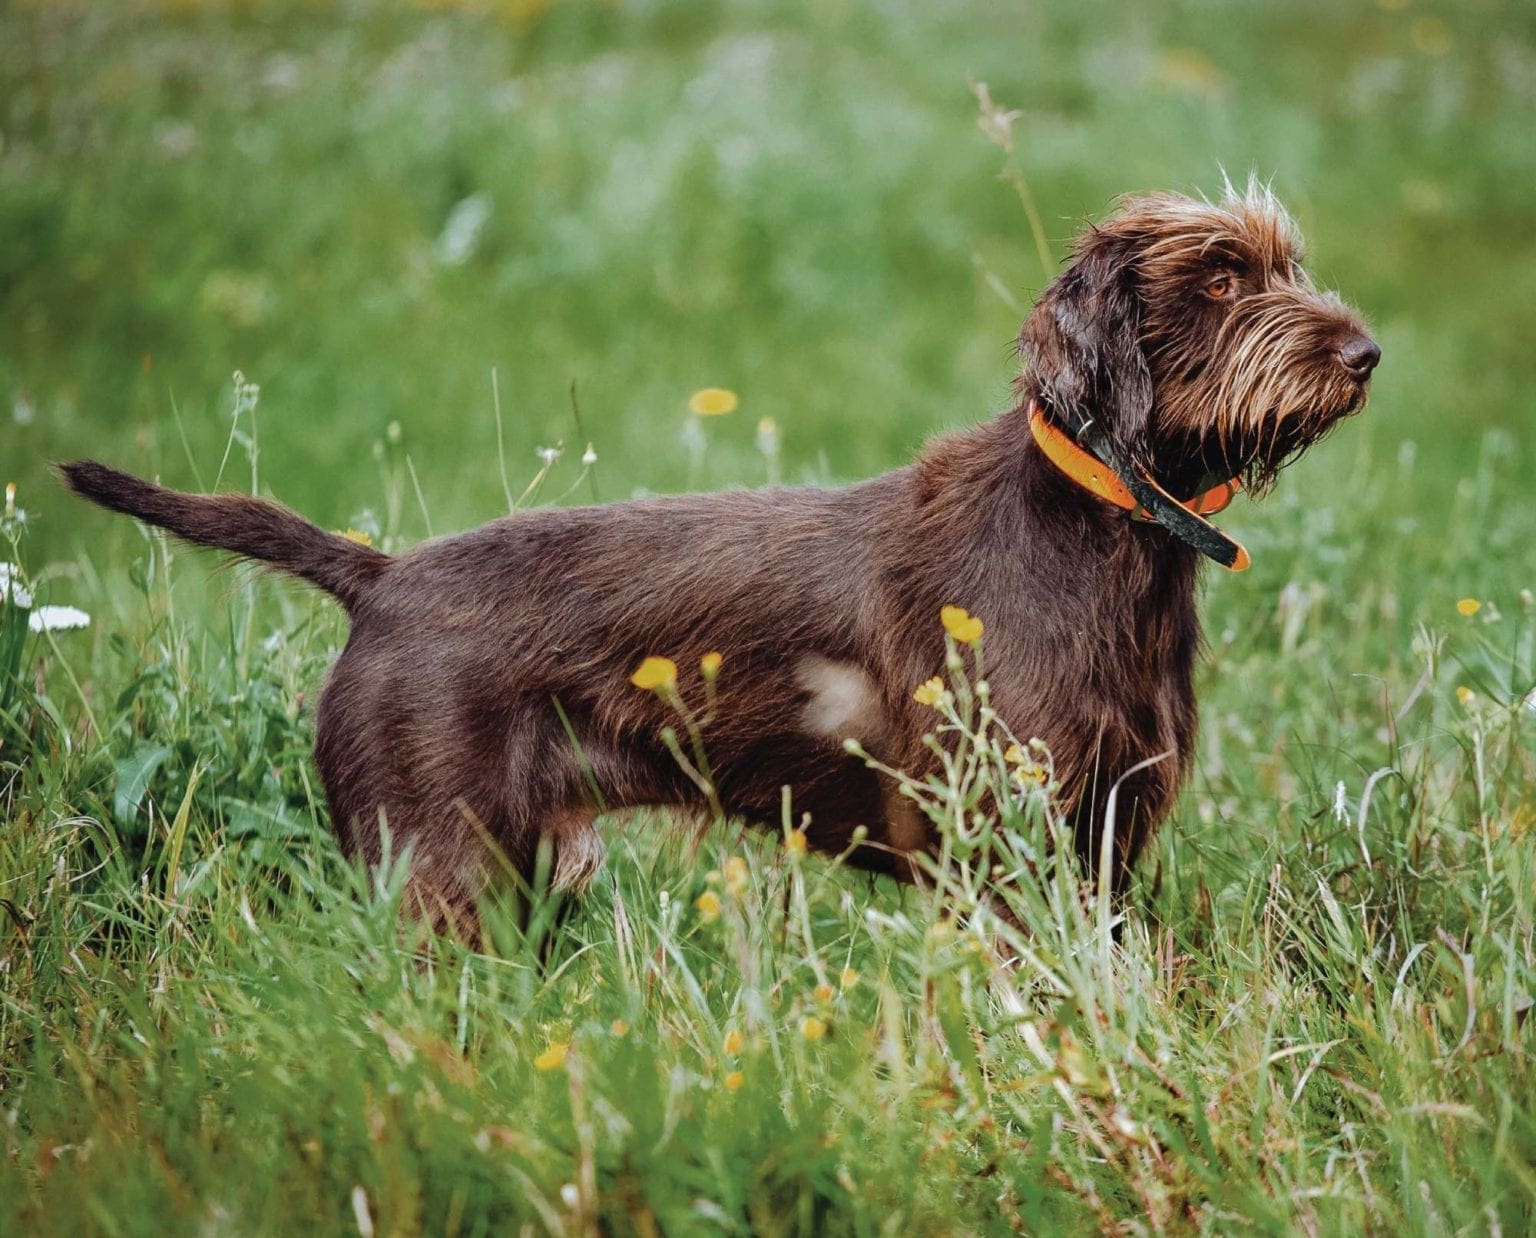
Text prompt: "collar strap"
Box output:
[[1028, 401, 1251, 571]]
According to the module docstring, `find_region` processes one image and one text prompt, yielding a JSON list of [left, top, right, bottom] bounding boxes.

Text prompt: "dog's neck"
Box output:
[[917, 403, 1203, 581], [1007, 390, 1250, 572]]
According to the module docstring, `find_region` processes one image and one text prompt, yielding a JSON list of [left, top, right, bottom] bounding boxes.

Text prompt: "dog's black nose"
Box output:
[[1337, 334, 1381, 379]]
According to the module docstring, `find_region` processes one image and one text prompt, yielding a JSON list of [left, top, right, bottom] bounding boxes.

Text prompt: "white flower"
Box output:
[[29, 605, 91, 633], [536, 445, 562, 466], [436, 193, 492, 267], [756, 416, 779, 457], [581, 443, 598, 466], [0, 562, 32, 609], [229, 371, 261, 419]]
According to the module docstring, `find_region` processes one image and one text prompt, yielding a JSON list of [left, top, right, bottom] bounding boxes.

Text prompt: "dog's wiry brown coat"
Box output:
[[63, 185, 1378, 930]]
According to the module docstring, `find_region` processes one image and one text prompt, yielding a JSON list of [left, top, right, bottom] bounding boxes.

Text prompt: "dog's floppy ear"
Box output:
[[1021, 226, 1153, 458]]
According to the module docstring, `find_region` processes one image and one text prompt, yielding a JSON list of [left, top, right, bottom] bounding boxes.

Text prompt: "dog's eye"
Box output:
[[1203, 275, 1235, 301]]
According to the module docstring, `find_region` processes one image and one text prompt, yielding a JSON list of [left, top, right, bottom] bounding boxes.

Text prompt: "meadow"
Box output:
[[2, 0, 1535, 1231]]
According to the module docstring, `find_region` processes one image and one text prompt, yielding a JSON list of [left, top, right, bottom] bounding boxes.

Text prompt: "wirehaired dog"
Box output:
[[64, 185, 1378, 933]]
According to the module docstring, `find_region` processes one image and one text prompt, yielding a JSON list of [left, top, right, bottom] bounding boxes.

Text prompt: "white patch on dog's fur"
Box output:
[[794, 656, 884, 744]]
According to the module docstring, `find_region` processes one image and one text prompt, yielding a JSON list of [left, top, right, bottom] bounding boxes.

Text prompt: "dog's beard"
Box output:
[[1150, 379, 1367, 498], [1149, 330, 1372, 496], [1145, 288, 1373, 495], [1217, 411, 1344, 495]]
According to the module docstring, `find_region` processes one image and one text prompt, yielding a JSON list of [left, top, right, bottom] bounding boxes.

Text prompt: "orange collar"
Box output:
[[1027, 403, 1250, 570]]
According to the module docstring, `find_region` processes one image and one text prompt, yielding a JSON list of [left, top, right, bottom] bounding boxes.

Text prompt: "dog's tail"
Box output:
[[59, 461, 390, 611]]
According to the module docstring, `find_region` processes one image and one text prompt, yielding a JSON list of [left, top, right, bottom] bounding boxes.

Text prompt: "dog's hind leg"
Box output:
[[314, 656, 515, 944], [544, 805, 607, 893], [385, 800, 604, 949], [481, 707, 615, 958]]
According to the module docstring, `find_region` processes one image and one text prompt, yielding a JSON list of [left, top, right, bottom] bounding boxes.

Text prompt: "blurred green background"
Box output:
[[4, 7, 1536, 1229], [4, 0, 1533, 579]]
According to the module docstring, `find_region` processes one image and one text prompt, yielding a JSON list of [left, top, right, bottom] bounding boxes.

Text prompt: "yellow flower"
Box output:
[[695, 890, 722, 920], [338, 527, 374, 547], [813, 983, 835, 1003], [723, 856, 749, 897], [785, 828, 808, 855], [1012, 764, 1047, 788], [840, 967, 859, 991], [1456, 598, 1481, 617], [1006, 746, 1047, 785], [800, 1016, 827, 1042], [1456, 685, 1475, 706], [723, 1028, 745, 1055], [610, 1019, 629, 1037], [701, 650, 723, 678], [630, 656, 679, 691], [913, 677, 947, 707], [724, 1070, 745, 1091], [689, 388, 739, 416], [533, 1042, 569, 1071], [940, 605, 984, 643]]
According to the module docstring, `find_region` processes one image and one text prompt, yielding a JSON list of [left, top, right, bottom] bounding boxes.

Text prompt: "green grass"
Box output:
[[3, 0, 1536, 1231]]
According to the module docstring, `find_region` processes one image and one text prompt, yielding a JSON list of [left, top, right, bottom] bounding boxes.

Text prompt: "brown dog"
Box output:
[[64, 185, 1377, 932]]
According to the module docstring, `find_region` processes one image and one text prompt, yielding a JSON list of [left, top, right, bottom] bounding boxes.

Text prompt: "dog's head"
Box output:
[[1020, 182, 1378, 495]]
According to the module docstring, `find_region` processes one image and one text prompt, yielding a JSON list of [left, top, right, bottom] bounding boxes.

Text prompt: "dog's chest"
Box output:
[[978, 574, 1201, 807]]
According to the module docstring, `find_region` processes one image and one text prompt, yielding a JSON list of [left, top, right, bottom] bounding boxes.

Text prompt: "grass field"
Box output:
[[3, 0, 1536, 1231]]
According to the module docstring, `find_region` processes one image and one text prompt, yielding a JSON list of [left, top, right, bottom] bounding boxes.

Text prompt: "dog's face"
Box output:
[[1022, 185, 1378, 494]]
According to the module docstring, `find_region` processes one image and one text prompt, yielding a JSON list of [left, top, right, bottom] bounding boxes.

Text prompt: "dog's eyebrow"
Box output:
[[1137, 222, 1257, 272], [1197, 246, 1249, 269]]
